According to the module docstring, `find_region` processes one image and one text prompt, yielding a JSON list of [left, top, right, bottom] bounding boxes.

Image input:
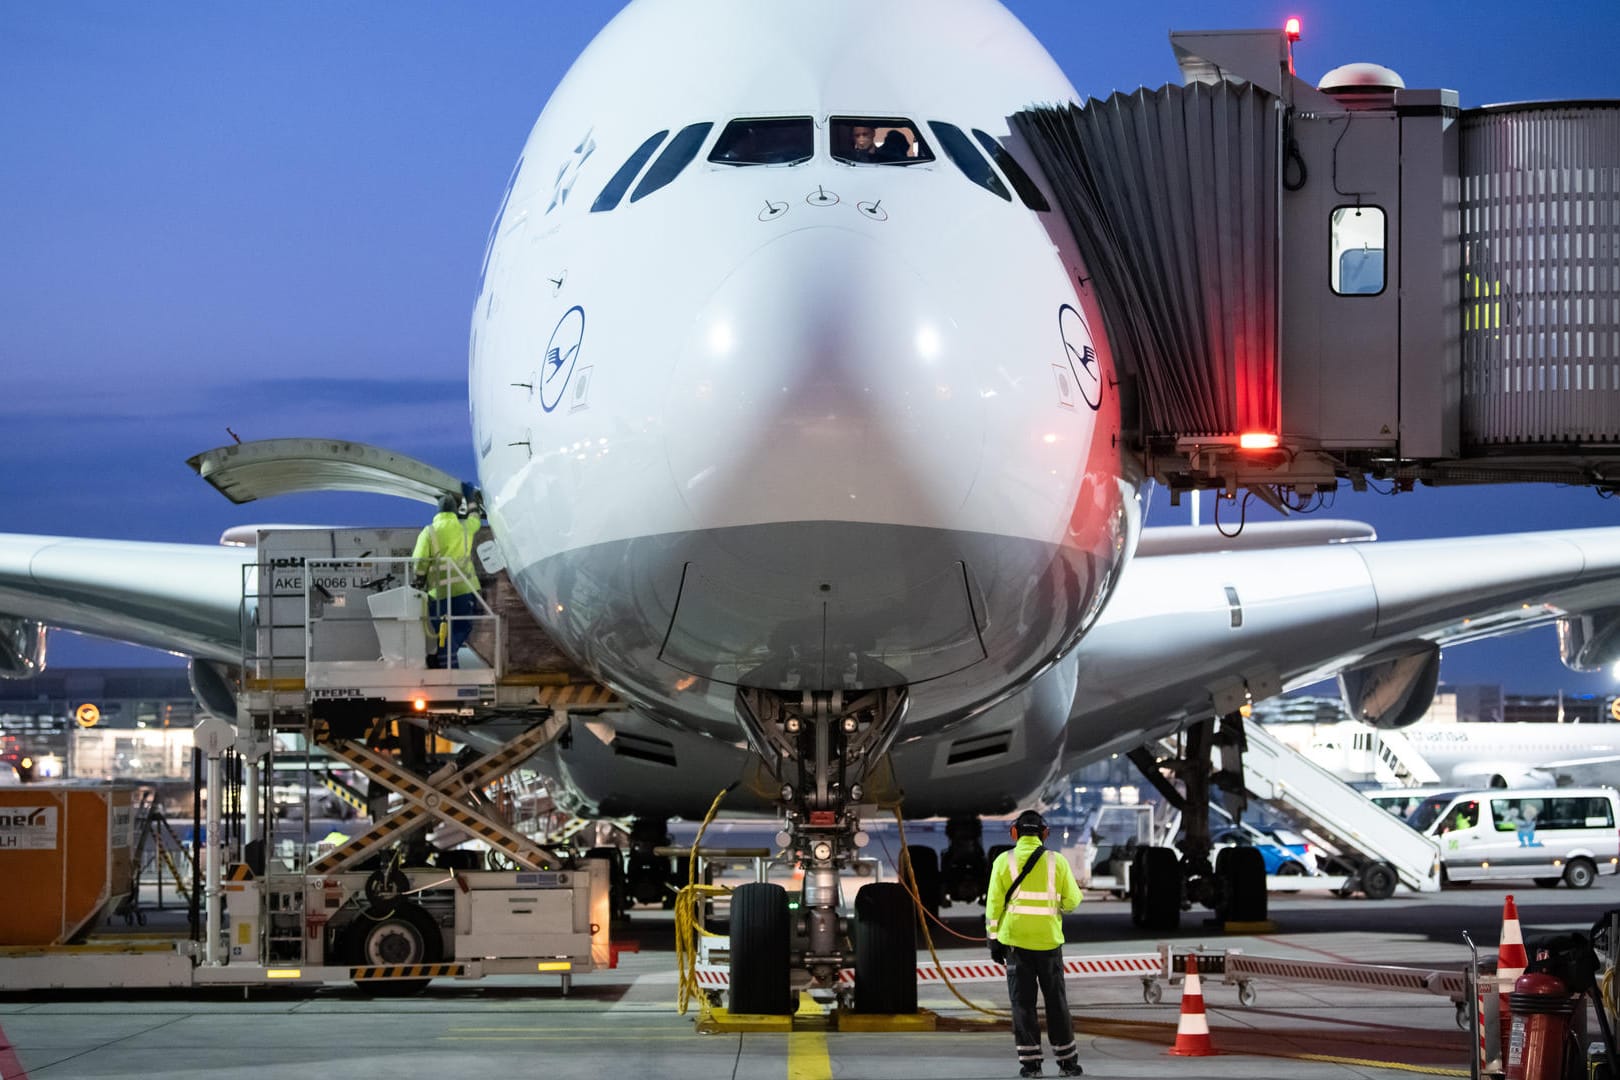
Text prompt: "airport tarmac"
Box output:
[[6, 877, 1614, 1079]]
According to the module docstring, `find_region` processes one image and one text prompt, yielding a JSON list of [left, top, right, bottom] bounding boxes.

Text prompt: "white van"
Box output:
[[1407, 787, 1620, 888]]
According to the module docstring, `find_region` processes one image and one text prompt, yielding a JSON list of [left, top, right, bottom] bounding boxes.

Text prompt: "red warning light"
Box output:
[[1239, 432, 1281, 450], [412, 697, 427, 712], [1284, 17, 1302, 41]]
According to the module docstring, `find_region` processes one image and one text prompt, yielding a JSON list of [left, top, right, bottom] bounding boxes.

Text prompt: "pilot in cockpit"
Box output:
[[877, 129, 912, 162], [848, 124, 877, 162]]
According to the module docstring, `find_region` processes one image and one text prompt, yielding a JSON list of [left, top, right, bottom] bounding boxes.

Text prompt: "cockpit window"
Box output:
[[629, 122, 714, 203], [928, 121, 1010, 201], [972, 129, 1050, 212], [709, 117, 814, 167], [591, 131, 668, 213], [831, 116, 935, 166]]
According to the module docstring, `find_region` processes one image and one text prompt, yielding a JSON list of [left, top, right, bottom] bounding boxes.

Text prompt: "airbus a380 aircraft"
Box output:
[[4, 0, 1620, 1006]]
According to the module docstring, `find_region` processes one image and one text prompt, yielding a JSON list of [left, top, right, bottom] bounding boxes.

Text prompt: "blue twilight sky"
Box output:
[[1, 1, 1617, 691]]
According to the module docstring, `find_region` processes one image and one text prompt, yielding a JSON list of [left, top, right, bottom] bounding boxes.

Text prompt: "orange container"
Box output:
[[0, 784, 136, 946]]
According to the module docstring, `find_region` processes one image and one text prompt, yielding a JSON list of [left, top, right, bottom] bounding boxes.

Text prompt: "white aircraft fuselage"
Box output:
[[471, 0, 1133, 785]]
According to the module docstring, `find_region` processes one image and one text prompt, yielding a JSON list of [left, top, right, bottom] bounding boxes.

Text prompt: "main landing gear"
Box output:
[[730, 687, 914, 1014], [1125, 712, 1267, 930]]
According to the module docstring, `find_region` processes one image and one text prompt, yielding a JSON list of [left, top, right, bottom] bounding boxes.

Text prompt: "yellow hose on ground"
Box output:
[[889, 806, 1009, 1019], [675, 785, 735, 1014]]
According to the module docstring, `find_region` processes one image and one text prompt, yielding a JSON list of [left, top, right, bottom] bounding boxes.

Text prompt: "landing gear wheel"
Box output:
[[853, 882, 918, 1014], [1360, 861, 1397, 900], [728, 882, 792, 1015], [344, 899, 442, 996], [1130, 846, 1181, 931], [1564, 858, 1596, 889], [1533, 876, 1561, 888], [906, 845, 941, 922], [1214, 847, 1267, 922]]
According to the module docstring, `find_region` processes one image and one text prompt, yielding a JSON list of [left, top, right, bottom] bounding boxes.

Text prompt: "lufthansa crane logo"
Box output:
[[540, 306, 586, 413], [1058, 304, 1102, 411]]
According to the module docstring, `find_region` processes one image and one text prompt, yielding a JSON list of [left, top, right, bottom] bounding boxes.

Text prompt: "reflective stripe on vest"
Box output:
[[1005, 852, 1060, 916]]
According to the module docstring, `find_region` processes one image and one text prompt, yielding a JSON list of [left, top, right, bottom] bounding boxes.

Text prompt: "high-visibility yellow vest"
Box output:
[[984, 835, 1082, 951], [1465, 272, 1501, 332], [411, 513, 481, 599]]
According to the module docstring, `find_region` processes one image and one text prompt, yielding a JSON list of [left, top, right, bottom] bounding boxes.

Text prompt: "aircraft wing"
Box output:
[[1064, 525, 1620, 762], [1541, 753, 1620, 770], [0, 534, 247, 663]]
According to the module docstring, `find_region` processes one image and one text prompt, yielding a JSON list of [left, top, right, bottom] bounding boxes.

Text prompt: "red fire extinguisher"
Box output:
[[1506, 971, 1577, 1080]]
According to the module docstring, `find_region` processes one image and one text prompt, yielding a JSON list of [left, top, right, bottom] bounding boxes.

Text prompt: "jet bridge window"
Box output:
[[1331, 205, 1387, 296], [629, 122, 714, 204], [708, 117, 813, 167], [591, 131, 668, 213], [831, 116, 935, 165], [971, 129, 1050, 211], [927, 121, 1010, 202]]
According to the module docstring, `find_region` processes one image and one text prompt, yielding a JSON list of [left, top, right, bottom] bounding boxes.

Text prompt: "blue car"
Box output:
[[1209, 825, 1319, 876]]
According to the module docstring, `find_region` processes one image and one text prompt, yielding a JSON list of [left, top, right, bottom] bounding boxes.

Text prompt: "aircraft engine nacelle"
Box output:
[[0, 617, 47, 679], [188, 658, 241, 721], [1452, 762, 1556, 790], [1337, 641, 1441, 730], [1556, 609, 1620, 673]]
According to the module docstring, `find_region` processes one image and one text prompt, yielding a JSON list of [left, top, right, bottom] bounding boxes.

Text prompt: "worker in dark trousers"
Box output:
[[985, 809, 1083, 1077], [412, 493, 483, 668]]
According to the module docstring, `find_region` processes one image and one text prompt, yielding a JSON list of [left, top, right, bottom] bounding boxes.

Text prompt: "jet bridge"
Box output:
[[1015, 26, 1620, 505]]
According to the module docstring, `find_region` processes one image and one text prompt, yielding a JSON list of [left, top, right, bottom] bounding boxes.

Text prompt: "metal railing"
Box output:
[[301, 555, 503, 685]]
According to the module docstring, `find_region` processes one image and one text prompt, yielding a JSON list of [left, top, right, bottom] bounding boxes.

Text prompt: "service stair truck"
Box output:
[[1241, 719, 1443, 898]]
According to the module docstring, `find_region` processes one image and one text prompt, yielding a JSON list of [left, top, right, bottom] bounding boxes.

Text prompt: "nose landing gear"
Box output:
[[731, 686, 909, 1010]]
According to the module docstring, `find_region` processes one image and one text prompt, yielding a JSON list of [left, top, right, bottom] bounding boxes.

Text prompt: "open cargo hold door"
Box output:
[[187, 438, 463, 506]]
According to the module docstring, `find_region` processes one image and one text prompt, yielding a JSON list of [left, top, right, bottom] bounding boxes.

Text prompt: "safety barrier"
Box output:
[[693, 937, 1161, 993], [694, 936, 1479, 1024]]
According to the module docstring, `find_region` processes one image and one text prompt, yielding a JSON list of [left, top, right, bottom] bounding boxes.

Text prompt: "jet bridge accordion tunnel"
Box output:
[[1013, 27, 1620, 505]]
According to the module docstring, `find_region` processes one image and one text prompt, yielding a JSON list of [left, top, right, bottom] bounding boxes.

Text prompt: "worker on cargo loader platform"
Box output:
[[986, 809, 1084, 1078], [412, 493, 482, 668]]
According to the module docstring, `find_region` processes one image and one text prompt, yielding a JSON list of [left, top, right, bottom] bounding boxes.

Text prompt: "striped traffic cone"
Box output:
[[1167, 955, 1217, 1056], [1497, 894, 1528, 1065]]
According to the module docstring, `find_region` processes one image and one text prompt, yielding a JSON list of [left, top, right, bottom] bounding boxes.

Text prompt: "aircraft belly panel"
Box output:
[[511, 520, 1107, 734]]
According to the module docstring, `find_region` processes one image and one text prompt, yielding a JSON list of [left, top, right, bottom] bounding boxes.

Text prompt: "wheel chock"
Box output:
[[1221, 920, 1277, 934], [694, 1008, 794, 1033], [834, 1009, 938, 1032]]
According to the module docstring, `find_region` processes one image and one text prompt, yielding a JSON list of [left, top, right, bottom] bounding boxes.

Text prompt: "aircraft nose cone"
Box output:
[[666, 226, 984, 529]]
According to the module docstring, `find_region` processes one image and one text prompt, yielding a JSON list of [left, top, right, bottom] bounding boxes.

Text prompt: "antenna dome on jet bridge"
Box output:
[[1318, 61, 1406, 95]]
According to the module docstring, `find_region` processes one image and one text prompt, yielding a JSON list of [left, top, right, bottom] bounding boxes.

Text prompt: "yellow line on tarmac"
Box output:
[[1293, 1054, 1468, 1077], [447, 1026, 681, 1033], [439, 1035, 696, 1043], [787, 991, 831, 1080]]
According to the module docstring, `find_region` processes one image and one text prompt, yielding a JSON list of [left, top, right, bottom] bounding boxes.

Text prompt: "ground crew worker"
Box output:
[[411, 493, 482, 668], [986, 809, 1084, 1078]]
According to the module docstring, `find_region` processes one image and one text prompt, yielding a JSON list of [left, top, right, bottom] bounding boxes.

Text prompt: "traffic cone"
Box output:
[[1497, 894, 1528, 1065], [1167, 955, 1217, 1056]]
